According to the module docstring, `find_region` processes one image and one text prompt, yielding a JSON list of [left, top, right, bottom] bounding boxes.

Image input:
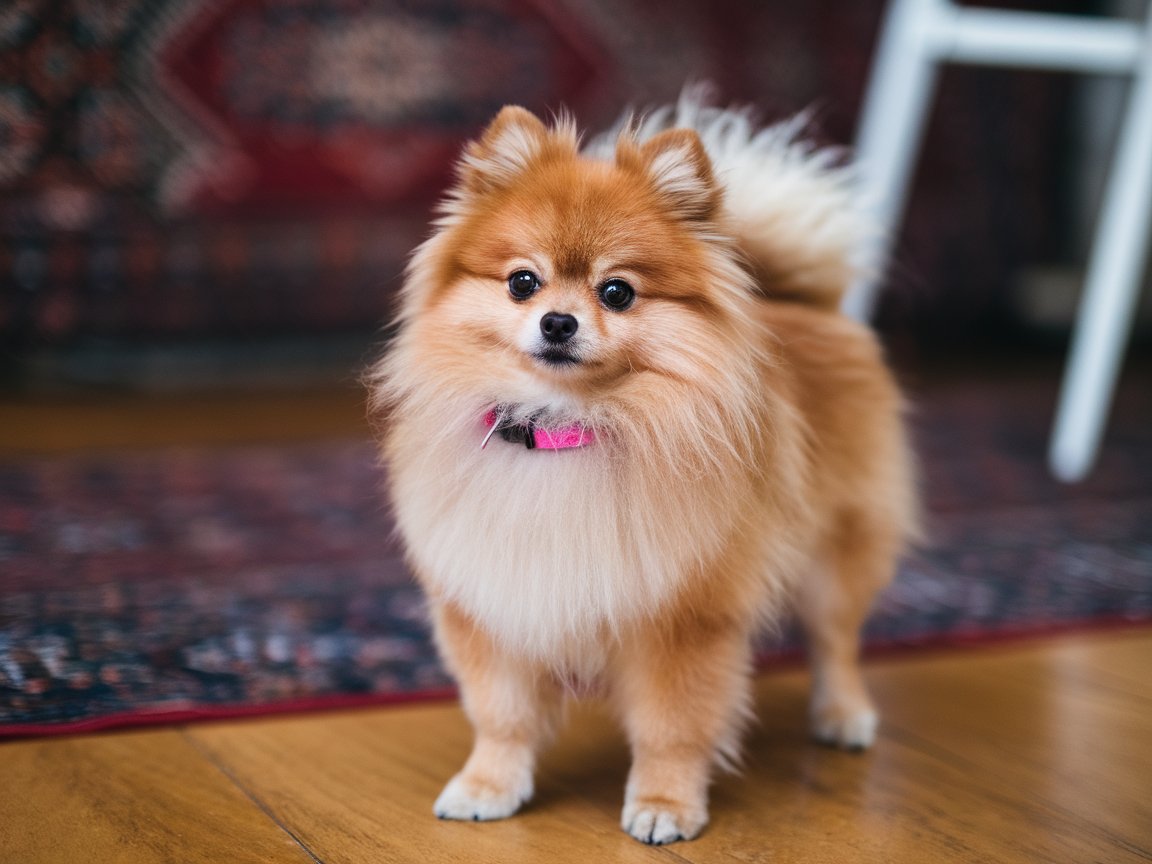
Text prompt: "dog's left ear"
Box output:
[[622, 129, 719, 222], [459, 106, 550, 196]]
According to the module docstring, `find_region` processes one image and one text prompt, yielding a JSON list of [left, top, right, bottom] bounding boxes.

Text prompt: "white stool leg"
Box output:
[[844, 0, 951, 322], [1049, 14, 1152, 483]]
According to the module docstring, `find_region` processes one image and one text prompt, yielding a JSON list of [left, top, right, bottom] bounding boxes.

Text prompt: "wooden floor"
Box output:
[[0, 388, 370, 455], [1, 630, 1149, 863], [2, 385, 1149, 861]]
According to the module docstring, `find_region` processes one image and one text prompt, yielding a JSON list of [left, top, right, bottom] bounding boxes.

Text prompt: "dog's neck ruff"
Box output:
[[482, 408, 596, 451]]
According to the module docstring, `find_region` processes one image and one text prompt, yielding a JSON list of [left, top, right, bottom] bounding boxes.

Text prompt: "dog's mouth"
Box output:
[[533, 348, 582, 367]]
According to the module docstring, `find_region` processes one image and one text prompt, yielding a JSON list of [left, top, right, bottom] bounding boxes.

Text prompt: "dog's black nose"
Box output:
[[540, 312, 578, 344]]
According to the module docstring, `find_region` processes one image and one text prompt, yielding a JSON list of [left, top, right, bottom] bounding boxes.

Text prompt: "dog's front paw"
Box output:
[[621, 798, 708, 845], [433, 770, 533, 821], [810, 698, 878, 751]]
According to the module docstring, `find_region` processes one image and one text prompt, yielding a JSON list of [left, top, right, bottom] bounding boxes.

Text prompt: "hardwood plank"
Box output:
[[0, 728, 318, 864], [1050, 630, 1152, 695], [694, 663, 1149, 864], [188, 703, 675, 864], [188, 632, 1152, 864], [865, 635, 1152, 860], [606, 666, 1145, 864], [0, 389, 369, 455]]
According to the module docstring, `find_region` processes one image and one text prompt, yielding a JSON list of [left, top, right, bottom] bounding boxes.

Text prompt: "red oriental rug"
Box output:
[[1, 372, 1150, 736]]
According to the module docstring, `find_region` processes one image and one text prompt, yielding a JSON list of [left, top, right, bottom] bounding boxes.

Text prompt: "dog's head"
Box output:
[[391, 106, 760, 423]]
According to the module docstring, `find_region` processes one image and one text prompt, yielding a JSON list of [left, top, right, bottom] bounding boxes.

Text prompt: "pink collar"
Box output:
[[482, 408, 596, 450]]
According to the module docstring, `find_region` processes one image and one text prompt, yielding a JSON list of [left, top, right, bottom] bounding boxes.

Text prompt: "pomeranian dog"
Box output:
[[368, 89, 918, 845]]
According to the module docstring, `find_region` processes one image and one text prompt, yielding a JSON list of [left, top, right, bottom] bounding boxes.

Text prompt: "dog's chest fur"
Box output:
[[388, 420, 737, 663]]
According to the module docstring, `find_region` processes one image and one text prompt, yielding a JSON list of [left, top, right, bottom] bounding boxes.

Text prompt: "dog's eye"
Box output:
[[508, 270, 540, 301], [599, 279, 635, 311]]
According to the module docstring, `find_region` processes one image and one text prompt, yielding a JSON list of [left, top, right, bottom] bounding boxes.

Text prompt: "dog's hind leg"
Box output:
[[794, 509, 900, 750]]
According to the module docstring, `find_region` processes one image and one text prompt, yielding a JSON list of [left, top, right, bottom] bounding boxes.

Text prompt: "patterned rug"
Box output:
[[1, 371, 1150, 736], [1, 0, 1069, 350]]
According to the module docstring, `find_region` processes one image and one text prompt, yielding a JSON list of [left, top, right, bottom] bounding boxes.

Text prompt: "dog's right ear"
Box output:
[[459, 106, 550, 196]]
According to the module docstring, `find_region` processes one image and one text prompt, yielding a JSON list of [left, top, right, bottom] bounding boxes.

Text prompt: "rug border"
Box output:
[[2, 615, 1149, 740]]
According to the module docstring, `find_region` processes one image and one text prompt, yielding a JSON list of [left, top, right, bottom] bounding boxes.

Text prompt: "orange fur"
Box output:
[[367, 97, 918, 845]]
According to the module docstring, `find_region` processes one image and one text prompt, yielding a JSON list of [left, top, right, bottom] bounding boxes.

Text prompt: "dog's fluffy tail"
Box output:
[[586, 86, 869, 311]]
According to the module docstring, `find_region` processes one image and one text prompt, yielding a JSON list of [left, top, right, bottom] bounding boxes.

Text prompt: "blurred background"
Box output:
[[1, 0, 1148, 392], [0, 0, 1149, 736]]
